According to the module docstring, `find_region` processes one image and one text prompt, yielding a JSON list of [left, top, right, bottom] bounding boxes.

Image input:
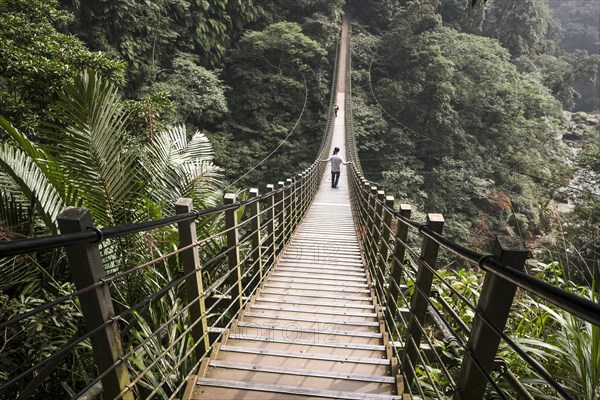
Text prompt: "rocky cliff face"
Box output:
[[562, 111, 599, 146], [555, 111, 599, 214]]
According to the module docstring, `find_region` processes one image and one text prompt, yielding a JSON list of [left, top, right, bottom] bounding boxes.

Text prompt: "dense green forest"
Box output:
[[349, 0, 599, 279], [0, 0, 598, 398]]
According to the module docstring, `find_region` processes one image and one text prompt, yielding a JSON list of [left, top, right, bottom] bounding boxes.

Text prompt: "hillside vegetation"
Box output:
[[0, 0, 598, 398]]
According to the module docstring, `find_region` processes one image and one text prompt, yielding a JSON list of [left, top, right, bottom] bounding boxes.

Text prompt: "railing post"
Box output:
[[265, 184, 276, 270], [285, 178, 293, 243], [304, 171, 310, 212], [248, 189, 263, 283], [454, 236, 528, 400], [57, 208, 133, 400], [291, 176, 299, 233], [175, 198, 210, 359], [402, 213, 444, 385], [309, 164, 316, 198], [366, 187, 379, 272], [372, 190, 386, 282], [275, 181, 285, 254], [297, 172, 305, 225], [377, 195, 394, 311], [358, 181, 371, 251], [223, 193, 243, 315], [387, 204, 412, 330]]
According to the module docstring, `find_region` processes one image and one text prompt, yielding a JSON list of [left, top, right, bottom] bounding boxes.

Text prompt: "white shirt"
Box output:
[[327, 155, 345, 172]]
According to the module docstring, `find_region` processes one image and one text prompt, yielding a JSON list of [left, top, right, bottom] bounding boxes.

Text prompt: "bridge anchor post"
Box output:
[[176, 198, 210, 358], [453, 236, 528, 400], [224, 193, 243, 315], [58, 207, 134, 400], [401, 213, 444, 385]]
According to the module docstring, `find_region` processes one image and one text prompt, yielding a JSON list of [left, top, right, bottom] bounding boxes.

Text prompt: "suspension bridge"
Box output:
[[1, 11, 599, 400]]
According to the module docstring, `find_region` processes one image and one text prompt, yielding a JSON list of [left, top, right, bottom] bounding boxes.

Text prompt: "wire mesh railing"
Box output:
[[0, 178, 309, 399], [347, 167, 600, 399], [343, 13, 599, 399], [0, 20, 343, 400]]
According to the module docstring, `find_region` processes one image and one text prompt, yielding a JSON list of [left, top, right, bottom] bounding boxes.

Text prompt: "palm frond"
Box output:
[[144, 125, 222, 209], [178, 129, 215, 162], [0, 143, 64, 232], [44, 70, 142, 227]]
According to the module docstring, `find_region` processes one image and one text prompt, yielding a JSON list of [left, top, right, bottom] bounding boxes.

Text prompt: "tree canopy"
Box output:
[[351, 1, 570, 246], [0, 0, 124, 133]]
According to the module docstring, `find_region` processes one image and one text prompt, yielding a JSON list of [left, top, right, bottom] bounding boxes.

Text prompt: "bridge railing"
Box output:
[[0, 163, 326, 400], [343, 14, 599, 399], [346, 165, 600, 400], [0, 20, 343, 400]]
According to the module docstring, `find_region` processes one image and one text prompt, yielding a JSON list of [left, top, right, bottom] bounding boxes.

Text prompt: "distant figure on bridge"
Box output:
[[320, 147, 351, 189], [334, 105, 339, 117]]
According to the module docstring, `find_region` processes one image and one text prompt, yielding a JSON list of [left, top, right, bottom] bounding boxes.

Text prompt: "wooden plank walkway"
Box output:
[[183, 12, 406, 400], [184, 186, 403, 399]]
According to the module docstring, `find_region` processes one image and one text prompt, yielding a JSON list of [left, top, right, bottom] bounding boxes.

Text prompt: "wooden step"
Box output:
[[209, 360, 396, 383], [194, 378, 403, 399]]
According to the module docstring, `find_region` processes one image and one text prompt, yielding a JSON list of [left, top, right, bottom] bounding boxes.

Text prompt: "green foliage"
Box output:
[[0, 282, 93, 399], [220, 21, 329, 186], [46, 71, 139, 227], [481, 0, 560, 58], [509, 262, 600, 399], [257, 0, 345, 26], [0, 71, 223, 285], [347, 0, 399, 33], [126, 266, 194, 399], [0, 0, 124, 133], [143, 125, 222, 212], [146, 53, 229, 129], [61, 0, 261, 91], [0, 71, 222, 231], [549, 0, 600, 55], [352, 4, 567, 244], [560, 138, 600, 285], [427, 262, 599, 399], [0, 70, 226, 397], [123, 91, 176, 140]]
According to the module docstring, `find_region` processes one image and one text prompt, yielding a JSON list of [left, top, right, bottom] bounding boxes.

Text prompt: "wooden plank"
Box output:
[[258, 289, 371, 301], [181, 375, 197, 400], [196, 379, 402, 399], [276, 261, 366, 270], [263, 283, 371, 293], [235, 321, 383, 339], [270, 269, 366, 279], [198, 378, 402, 400], [273, 268, 366, 278], [254, 296, 375, 309], [267, 277, 368, 288], [218, 345, 390, 365], [209, 360, 396, 383], [227, 333, 386, 351], [250, 304, 377, 317], [243, 312, 379, 327]]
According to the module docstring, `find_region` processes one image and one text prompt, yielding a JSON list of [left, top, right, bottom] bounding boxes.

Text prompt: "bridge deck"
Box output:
[[185, 185, 402, 399], [183, 13, 404, 399]]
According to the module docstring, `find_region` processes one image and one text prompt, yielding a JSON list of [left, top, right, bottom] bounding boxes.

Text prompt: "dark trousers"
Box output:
[[331, 171, 340, 188]]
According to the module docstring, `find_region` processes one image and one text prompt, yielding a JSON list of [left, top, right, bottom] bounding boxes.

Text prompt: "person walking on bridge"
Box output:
[[320, 147, 352, 189]]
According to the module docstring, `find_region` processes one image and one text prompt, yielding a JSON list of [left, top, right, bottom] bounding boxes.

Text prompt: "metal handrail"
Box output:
[[1, 167, 323, 399], [0, 22, 344, 398], [346, 143, 597, 400], [350, 176, 600, 327]]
